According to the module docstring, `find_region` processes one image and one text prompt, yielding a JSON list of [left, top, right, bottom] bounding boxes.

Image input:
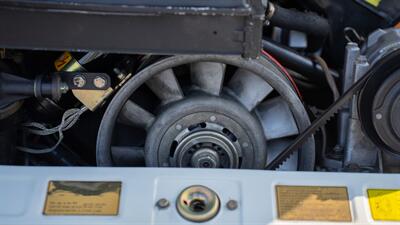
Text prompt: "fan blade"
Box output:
[[191, 62, 226, 95], [146, 69, 183, 104], [267, 137, 298, 171], [256, 97, 299, 141], [119, 100, 155, 130], [111, 146, 145, 166], [228, 69, 273, 111]]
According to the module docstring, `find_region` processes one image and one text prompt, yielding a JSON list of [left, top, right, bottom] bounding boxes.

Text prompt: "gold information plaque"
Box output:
[[43, 181, 121, 216], [276, 185, 352, 222]]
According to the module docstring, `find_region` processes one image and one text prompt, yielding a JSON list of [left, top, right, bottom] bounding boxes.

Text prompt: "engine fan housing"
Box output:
[[96, 55, 315, 170]]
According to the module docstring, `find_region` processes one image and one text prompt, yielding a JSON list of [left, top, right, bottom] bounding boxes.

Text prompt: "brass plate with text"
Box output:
[[43, 181, 121, 216], [276, 185, 352, 222]]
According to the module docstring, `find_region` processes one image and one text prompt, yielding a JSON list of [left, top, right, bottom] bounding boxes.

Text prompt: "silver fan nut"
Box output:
[[191, 148, 220, 168]]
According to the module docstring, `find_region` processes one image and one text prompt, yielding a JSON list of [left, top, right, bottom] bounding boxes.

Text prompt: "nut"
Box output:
[[72, 75, 86, 88], [93, 76, 107, 89], [156, 198, 170, 209], [226, 200, 238, 210]]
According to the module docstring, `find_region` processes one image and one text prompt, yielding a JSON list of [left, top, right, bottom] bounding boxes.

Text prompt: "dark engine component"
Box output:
[[0, 60, 22, 165], [0, 101, 21, 164], [371, 73, 400, 154], [0, 0, 266, 58], [262, 39, 339, 83], [359, 29, 400, 156], [327, 0, 400, 68], [333, 28, 400, 172], [96, 55, 315, 170], [0, 73, 66, 107]]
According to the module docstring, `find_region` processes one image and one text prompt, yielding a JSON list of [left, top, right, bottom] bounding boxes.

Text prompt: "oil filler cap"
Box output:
[[176, 185, 220, 222]]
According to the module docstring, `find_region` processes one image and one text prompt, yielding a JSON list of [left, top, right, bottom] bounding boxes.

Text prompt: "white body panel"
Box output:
[[0, 166, 399, 225]]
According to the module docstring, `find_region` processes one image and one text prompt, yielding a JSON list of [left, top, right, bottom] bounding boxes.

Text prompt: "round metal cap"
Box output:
[[176, 185, 220, 222]]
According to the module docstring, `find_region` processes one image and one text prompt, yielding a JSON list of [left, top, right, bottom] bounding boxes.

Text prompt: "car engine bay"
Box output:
[[1, 0, 400, 174]]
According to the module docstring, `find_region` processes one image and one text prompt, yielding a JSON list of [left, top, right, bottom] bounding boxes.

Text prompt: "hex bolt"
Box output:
[[72, 75, 86, 88], [93, 76, 107, 89], [156, 198, 170, 209], [210, 116, 216, 122], [226, 200, 238, 210]]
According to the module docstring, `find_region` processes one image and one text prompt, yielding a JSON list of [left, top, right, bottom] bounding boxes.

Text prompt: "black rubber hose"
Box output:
[[269, 4, 330, 37], [262, 39, 338, 83], [0, 73, 57, 98]]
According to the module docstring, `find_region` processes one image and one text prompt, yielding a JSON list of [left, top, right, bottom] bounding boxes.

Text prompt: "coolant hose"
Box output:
[[267, 3, 330, 37]]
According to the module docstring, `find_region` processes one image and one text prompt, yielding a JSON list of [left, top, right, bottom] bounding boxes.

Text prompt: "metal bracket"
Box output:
[[60, 72, 111, 90]]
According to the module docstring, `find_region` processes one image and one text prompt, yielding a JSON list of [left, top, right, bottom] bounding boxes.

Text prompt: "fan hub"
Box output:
[[144, 95, 267, 169], [174, 126, 240, 168]]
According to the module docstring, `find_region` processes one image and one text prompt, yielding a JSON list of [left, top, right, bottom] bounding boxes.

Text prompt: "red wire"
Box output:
[[261, 50, 303, 100]]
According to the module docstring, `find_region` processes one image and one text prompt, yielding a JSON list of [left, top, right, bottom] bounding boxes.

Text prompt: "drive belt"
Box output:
[[265, 49, 400, 170]]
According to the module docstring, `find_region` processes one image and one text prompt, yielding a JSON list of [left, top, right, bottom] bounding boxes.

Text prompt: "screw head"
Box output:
[[156, 198, 170, 209], [210, 116, 216, 122], [93, 76, 107, 89], [226, 200, 238, 210], [376, 113, 383, 120], [176, 124, 182, 130], [72, 75, 86, 88]]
